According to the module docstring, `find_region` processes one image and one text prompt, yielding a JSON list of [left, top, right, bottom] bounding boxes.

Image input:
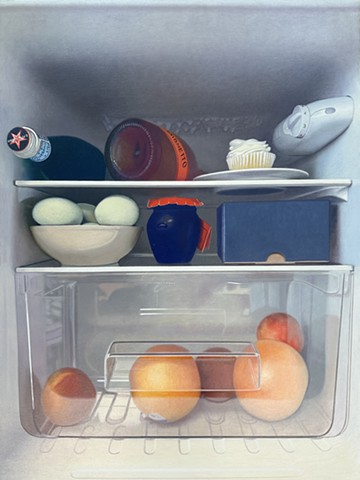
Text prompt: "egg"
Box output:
[[95, 195, 140, 226], [78, 203, 97, 223], [32, 197, 83, 225]]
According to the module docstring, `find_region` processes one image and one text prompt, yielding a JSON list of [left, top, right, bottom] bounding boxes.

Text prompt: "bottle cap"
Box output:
[[7, 126, 41, 158], [7, 127, 31, 152]]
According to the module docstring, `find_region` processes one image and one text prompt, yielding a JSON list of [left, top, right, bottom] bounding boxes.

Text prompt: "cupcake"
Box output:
[[226, 139, 276, 170]]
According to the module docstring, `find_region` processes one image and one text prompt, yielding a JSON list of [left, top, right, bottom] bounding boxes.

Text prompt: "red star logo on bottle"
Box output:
[[7, 128, 29, 151]]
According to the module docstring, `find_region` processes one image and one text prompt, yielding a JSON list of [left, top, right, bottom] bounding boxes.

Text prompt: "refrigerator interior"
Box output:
[[2, 1, 360, 479]]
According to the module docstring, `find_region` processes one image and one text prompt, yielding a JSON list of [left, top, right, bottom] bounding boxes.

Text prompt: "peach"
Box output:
[[196, 347, 236, 402], [130, 344, 201, 423], [256, 312, 304, 352], [41, 367, 96, 426], [234, 339, 309, 422]]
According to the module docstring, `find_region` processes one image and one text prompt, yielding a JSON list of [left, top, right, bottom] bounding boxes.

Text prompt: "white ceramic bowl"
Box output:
[[30, 225, 142, 266]]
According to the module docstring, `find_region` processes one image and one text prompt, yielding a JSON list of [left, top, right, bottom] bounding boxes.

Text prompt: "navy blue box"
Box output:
[[217, 200, 330, 264]]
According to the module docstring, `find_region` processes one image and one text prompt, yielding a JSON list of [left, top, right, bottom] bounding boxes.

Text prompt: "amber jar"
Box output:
[[104, 118, 201, 181]]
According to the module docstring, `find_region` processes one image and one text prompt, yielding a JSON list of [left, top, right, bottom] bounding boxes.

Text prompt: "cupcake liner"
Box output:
[[226, 151, 276, 170]]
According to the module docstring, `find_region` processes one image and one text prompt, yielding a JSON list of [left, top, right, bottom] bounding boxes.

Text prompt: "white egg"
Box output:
[[95, 195, 140, 226], [32, 198, 83, 225], [78, 203, 97, 223]]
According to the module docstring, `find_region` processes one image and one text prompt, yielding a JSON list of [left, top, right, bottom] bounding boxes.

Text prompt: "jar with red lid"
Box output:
[[104, 119, 202, 181], [147, 197, 211, 264]]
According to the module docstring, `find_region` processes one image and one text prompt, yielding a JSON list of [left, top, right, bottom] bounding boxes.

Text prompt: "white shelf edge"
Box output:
[[15, 263, 354, 274], [14, 179, 352, 189]]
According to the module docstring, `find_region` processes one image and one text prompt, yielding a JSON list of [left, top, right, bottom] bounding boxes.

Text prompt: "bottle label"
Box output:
[[30, 138, 51, 162], [160, 128, 189, 180]]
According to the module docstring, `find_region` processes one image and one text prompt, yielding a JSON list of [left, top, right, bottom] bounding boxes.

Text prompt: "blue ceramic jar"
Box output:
[[147, 197, 208, 264]]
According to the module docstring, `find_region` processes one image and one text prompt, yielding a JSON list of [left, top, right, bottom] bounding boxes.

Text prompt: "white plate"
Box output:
[[193, 168, 309, 181]]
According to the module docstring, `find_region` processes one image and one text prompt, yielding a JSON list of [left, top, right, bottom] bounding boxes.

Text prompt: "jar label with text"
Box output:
[[161, 128, 189, 180]]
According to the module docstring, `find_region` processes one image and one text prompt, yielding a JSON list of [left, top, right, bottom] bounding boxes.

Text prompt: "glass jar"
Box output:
[[104, 119, 202, 181]]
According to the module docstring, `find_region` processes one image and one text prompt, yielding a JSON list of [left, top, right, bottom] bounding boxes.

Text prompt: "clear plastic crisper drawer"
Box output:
[[15, 266, 353, 439]]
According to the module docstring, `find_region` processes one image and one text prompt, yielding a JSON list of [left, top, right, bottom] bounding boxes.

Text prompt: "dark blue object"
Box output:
[[147, 202, 202, 264], [7, 127, 106, 180], [33, 136, 106, 180], [217, 200, 330, 263]]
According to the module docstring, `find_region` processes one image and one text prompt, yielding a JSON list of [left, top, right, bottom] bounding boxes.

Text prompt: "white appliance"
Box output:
[[1, 1, 360, 479], [272, 96, 354, 155]]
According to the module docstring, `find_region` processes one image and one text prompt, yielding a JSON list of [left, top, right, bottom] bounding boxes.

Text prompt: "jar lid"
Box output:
[[147, 197, 204, 208]]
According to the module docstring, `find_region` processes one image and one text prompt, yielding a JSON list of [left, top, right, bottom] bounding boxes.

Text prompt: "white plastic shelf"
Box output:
[[15, 261, 354, 274], [15, 179, 352, 202]]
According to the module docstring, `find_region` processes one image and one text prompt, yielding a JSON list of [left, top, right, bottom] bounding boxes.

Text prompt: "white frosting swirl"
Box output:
[[227, 139, 271, 159]]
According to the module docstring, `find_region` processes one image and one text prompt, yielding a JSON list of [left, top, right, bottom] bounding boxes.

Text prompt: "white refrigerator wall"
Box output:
[[1, 2, 360, 479]]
